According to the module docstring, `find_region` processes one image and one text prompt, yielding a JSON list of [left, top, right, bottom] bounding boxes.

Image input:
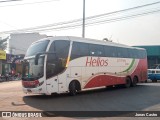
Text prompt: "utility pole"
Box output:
[[82, 0, 85, 38]]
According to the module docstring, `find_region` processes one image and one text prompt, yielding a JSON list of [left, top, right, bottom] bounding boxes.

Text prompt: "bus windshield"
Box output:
[[22, 40, 70, 80], [22, 56, 44, 80], [26, 40, 49, 57], [22, 40, 49, 80]]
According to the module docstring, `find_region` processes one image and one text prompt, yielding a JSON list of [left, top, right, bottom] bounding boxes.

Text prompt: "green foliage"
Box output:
[[0, 37, 8, 50]]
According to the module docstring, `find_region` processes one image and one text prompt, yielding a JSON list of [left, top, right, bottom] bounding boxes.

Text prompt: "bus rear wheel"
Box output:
[[124, 77, 131, 88], [132, 76, 138, 87], [152, 79, 157, 83]]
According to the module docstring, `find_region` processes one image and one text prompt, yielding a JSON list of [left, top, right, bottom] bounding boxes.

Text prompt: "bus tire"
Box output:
[[69, 80, 80, 96], [124, 77, 131, 88], [132, 76, 138, 87], [106, 85, 113, 89], [152, 78, 157, 83]]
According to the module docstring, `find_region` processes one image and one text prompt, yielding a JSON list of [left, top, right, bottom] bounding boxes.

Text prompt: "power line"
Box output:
[[0, 0, 22, 3], [86, 9, 160, 27], [15, 8, 160, 32], [0, 20, 18, 29], [35, 8, 160, 31], [0, 1, 160, 34], [5, 0, 160, 32], [84, 1, 160, 20], [20, 1, 160, 29], [0, 0, 59, 7]]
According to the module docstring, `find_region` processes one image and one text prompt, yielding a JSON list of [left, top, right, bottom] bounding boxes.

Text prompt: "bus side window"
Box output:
[[133, 49, 139, 58], [71, 42, 89, 60], [128, 49, 137, 59], [97, 45, 105, 56], [89, 44, 104, 57], [46, 40, 70, 79], [79, 43, 89, 56], [71, 42, 80, 60], [141, 50, 147, 59], [89, 44, 96, 56], [55, 40, 70, 67], [116, 47, 130, 58], [104, 46, 117, 57], [116, 47, 122, 58], [46, 42, 56, 79]]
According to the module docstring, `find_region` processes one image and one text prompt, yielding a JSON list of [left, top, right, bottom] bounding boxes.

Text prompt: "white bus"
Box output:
[[22, 36, 147, 95]]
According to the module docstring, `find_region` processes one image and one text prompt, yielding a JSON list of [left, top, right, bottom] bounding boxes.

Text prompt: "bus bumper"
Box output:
[[22, 87, 51, 95]]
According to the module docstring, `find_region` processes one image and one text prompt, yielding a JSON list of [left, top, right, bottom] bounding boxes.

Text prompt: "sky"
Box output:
[[0, 0, 160, 46]]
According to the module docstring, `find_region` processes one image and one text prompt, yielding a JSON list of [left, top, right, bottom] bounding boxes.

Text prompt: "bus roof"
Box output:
[[36, 36, 145, 50]]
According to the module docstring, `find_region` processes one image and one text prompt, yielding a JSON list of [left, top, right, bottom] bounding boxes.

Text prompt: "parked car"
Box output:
[[148, 69, 160, 82]]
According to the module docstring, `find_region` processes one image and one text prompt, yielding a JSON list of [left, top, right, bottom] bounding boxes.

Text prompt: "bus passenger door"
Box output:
[[46, 76, 59, 94], [57, 69, 70, 92], [45, 55, 59, 94]]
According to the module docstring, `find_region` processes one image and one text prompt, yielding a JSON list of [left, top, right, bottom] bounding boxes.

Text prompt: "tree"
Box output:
[[0, 36, 8, 50]]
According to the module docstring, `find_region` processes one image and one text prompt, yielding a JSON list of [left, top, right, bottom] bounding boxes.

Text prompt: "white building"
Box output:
[[6, 33, 47, 55]]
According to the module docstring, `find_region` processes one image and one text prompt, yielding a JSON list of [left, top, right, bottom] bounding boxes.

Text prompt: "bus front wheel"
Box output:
[[69, 81, 77, 96]]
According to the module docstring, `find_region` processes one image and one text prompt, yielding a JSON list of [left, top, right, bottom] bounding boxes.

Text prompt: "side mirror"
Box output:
[[35, 52, 56, 65], [35, 53, 42, 65]]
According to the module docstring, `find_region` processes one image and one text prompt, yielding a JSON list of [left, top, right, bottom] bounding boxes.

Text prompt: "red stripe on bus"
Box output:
[[84, 59, 147, 89], [84, 75, 125, 88]]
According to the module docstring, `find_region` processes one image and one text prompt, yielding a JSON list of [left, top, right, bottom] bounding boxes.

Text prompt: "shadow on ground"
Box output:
[[22, 83, 160, 117]]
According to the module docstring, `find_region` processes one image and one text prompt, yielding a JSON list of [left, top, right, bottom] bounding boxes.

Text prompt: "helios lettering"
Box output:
[[86, 57, 108, 67]]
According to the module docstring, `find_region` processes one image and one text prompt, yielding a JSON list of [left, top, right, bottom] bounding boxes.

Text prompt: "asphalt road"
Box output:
[[0, 80, 160, 120]]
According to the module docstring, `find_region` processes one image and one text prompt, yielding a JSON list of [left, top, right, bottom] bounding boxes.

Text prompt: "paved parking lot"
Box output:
[[0, 80, 160, 120]]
